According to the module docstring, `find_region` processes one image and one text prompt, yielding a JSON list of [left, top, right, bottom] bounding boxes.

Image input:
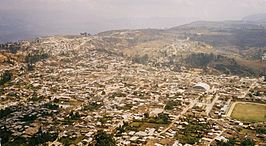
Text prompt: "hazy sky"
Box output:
[[1, 0, 266, 19], [0, 0, 266, 42]]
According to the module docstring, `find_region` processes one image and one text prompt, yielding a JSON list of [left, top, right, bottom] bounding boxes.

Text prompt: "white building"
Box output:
[[194, 82, 211, 91], [262, 53, 266, 61]]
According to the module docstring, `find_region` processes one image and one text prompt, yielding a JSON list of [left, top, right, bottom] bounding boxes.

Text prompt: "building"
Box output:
[[262, 53, 266, 61], [194, 82, 211, 91], [150, 108, 164, 117]]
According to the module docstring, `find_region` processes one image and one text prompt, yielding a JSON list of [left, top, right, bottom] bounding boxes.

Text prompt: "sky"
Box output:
[[1, 0, 266, 19], [0, 0, 266, 42]]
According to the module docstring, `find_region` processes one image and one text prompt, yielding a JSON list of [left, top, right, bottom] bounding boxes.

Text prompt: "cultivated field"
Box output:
[[230, 102, 266, 122]]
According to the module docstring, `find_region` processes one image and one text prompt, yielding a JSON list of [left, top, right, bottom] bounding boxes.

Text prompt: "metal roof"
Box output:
[[194, 82, 210, 91]]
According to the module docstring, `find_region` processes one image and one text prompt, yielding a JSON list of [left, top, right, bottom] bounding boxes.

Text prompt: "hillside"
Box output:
[[169, 20, 266, 49], [1, 19, 266, 77], [94, 24, 266, 76]]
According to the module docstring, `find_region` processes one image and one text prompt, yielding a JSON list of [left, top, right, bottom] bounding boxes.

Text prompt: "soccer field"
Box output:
[[231, 102, 266, 122]]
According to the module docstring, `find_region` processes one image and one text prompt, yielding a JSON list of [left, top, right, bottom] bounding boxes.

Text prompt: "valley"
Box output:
[[0, 19, 266, 146]]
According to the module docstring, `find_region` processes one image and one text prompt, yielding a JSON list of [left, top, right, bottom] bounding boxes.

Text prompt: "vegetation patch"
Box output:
[[63, 111, 81, 124], [44, 103, 59, 110], [175, 118, 210, 145], [132, 54, 149, 64], [94, 130, 116, 146], [164, 100, 181, 110], [59, 135, 84, 146], [25, 53, 49, 64], [141, 113, 171, 124], [82, 102, 103, 111], [0, 107, 14, 119], [116, 113, 170, 134], [1, 126, 58, 146], [28, 129, 58, 146], [0, 71, 12, 86], [231, 103, 266, 122], [20, 113, 38, 123]]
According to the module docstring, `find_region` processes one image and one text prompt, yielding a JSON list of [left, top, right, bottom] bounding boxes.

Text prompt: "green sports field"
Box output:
[[231, 102, 266, 122]]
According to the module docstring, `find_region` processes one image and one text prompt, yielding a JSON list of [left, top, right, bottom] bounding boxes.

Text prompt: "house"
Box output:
[[48, 141, 64, 146], [150, 108, 164, 116], [262, 53, 266, 61]]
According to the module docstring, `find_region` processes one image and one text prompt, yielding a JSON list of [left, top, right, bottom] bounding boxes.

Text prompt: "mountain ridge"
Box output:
[[1, 14, 266, 77]]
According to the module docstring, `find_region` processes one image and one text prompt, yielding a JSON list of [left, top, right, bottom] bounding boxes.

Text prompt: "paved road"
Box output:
[[207, 129, 226, 146], [206, 93, 219, 116], [240, 81, 257, 99], [74, 39, 89, 50], [226, 81, 257, 117], [158, 98, 198, 135], [206, 118, 234, 146]]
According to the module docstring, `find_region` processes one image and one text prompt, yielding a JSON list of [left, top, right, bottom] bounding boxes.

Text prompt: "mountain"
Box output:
[[0, 11, 196, 44], [169, 20, 266, 49], [167, 20, 266, 62], [2, 27, 265, 77], [1, 15, 266, 77], [243, 13, 266, 23], [172, 20, 263, 29], [94, 20, 266, 76]]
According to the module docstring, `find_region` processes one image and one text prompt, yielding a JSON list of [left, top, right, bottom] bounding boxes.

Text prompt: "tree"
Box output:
[[28, 127, 58, 146], [156, 113, 170, 124], [256, 128, 266, 134], [144, 112, 149, 119], [27, 63, 34, 71], [68, 111, 81, 120], [94, 130, 115, 146], [0, 107, 13, 118], [164, 100, 180, 110], [25, 53, 49, 71], [45, 103, 59, 110], [0, 71, 12, 85], [165, 102, 174, 110], [132, 54, 149, 64], [25, 53, 49, 64], [241, 138, 255, 146], [0, 126, 12, 144]]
